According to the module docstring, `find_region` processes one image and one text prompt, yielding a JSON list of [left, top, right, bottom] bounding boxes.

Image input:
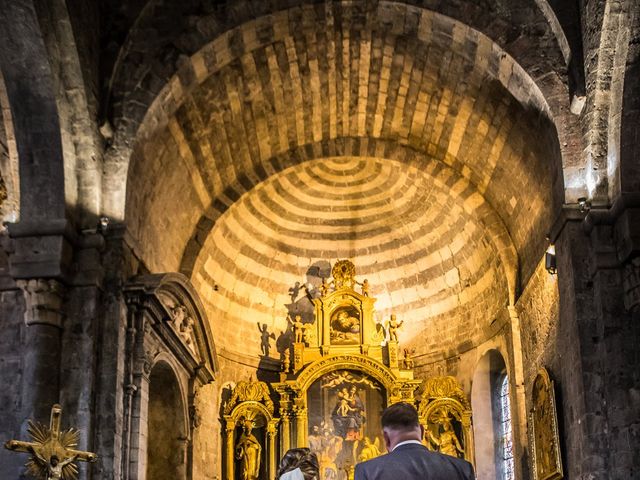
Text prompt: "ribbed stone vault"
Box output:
[[190, 156, 508, 358]]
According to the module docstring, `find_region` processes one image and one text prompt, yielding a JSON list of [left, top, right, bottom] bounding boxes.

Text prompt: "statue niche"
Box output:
[[235, 417, 262, 480], [419, 376, 474, 465], [223, 380, 279, 480]]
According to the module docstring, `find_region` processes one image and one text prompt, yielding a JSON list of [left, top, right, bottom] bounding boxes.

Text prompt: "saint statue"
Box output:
[[235, 419, 262, 480], [428, 414, 464, 458]]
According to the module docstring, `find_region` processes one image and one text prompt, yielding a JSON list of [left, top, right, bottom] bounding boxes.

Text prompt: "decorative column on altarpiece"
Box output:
[[267, 419, 279, 477], [224, 416, 236, 480], [293, 392, 308, 448], [275, 384, 292, 452]]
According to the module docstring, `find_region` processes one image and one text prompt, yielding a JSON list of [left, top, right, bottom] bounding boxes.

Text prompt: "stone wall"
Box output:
[[0, 289, 27, 478]]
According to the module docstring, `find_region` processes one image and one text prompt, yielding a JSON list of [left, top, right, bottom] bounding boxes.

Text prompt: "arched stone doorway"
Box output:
[[147, 361, 188, 480]]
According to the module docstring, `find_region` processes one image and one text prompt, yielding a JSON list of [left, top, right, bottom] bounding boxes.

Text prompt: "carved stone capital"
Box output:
[[18, 278, 65, 328]]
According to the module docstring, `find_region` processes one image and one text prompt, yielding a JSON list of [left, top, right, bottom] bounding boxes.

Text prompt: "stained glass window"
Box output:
[[499, 375, 515, 480]]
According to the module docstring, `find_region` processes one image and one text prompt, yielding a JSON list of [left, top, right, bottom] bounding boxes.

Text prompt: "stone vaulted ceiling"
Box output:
[[190, 157, 509, 357], [120, 1, 566, 360]]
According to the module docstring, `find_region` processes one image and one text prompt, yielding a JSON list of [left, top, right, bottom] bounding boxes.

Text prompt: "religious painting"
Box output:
[[529, 368, 563, 480], [329, 307, 361, 345], [307, 370, 385, 480], [424, 406, 466, 459]]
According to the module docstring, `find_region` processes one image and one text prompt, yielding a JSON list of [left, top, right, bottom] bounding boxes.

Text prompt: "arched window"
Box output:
[[472, 349, 517, 480], [498, 375, 515, 480]]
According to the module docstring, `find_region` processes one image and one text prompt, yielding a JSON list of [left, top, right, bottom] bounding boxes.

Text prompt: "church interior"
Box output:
[[0, 0, 639, 479]]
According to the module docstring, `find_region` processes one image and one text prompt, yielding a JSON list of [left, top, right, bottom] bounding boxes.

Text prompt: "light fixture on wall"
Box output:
[[577, 197, 591, 212], [545, 235, 557, 275], [98, 216, 110, 233]]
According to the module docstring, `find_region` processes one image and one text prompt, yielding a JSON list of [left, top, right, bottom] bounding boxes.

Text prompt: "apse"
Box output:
[[190, 156, 509, 359]]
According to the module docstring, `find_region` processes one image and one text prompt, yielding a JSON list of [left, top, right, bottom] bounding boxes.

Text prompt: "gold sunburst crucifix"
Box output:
[[4, 404, 97, 480]]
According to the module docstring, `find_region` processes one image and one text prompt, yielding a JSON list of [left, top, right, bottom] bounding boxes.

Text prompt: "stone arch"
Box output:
[[617, 1, 640, 196], [471, 348, 513, 480], [147, 359, 188, 480], [0, 0, 66, 220], [126, 272, 219, 378], [32, 0, 104, 227], [0, 69, 19, 225], [109, 0, 572, 224], [583, 0, 638, 203]]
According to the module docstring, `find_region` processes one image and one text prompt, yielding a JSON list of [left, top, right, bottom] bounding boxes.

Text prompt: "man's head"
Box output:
[[380, 402, 423, 451]]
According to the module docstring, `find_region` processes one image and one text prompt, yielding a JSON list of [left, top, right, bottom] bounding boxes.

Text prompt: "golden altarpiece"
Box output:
[[222, 261, 474, 480]]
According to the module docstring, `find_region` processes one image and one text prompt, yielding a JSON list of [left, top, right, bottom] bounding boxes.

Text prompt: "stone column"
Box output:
[[506, 306, 528, 480], [18, 278, 65, 422], [552, 208, 640, 478]]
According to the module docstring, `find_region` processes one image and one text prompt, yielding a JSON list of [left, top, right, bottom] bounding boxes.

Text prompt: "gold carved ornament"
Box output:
[[332, 260, 356, 289], [224, 380, 274, 415], [4, 404, 97, 480], [529, 368, 563, 480]]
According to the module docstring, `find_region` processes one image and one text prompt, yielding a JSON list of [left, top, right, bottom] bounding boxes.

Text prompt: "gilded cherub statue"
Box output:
[[288, 315, 304, 343], [386, 314, 404, 343]]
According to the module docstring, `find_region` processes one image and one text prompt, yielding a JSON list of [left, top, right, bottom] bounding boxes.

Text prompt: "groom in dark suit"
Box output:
[[354, 402, 475, 480]]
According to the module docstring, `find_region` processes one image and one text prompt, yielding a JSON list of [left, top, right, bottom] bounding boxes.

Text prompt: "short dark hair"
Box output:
[[381, 402, 420, 431], [277, 448, 320, 480]]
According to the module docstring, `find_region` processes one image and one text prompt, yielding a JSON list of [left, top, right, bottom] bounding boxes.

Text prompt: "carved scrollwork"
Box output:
[[224, 380, 274, 415], [421, 376, 470, 409]]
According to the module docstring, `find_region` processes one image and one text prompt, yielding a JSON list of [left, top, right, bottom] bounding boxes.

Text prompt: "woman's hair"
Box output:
[[277, 448, 320, 480]]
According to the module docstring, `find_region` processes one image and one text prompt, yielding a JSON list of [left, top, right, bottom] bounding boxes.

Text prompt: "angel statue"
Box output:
[[358, 436, 382, 462], [386, 314, 404, 343]]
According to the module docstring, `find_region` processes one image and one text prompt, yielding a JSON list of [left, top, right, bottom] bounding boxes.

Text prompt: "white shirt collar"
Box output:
[[392, 440, 423, 452], [280, 468, 304, 480]]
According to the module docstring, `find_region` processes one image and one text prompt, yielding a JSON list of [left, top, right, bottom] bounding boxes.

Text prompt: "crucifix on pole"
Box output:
[[4, 404, 97, 480]]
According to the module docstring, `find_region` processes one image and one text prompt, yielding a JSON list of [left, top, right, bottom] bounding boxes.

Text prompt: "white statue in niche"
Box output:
[[170, 304, 196, 353]]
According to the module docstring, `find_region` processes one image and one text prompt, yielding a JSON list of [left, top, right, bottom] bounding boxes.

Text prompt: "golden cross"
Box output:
[[4, 404, 97, 480]]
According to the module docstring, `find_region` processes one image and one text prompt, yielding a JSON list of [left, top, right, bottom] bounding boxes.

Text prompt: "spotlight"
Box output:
[[577, 197, 590, 212], [545, 236, 557, 275]]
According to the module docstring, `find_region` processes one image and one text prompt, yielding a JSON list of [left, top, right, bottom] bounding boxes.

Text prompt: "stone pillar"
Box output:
[[506, 306, 528, 480], [18, 279, 65, 422], [553, 210, 640, 478]]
